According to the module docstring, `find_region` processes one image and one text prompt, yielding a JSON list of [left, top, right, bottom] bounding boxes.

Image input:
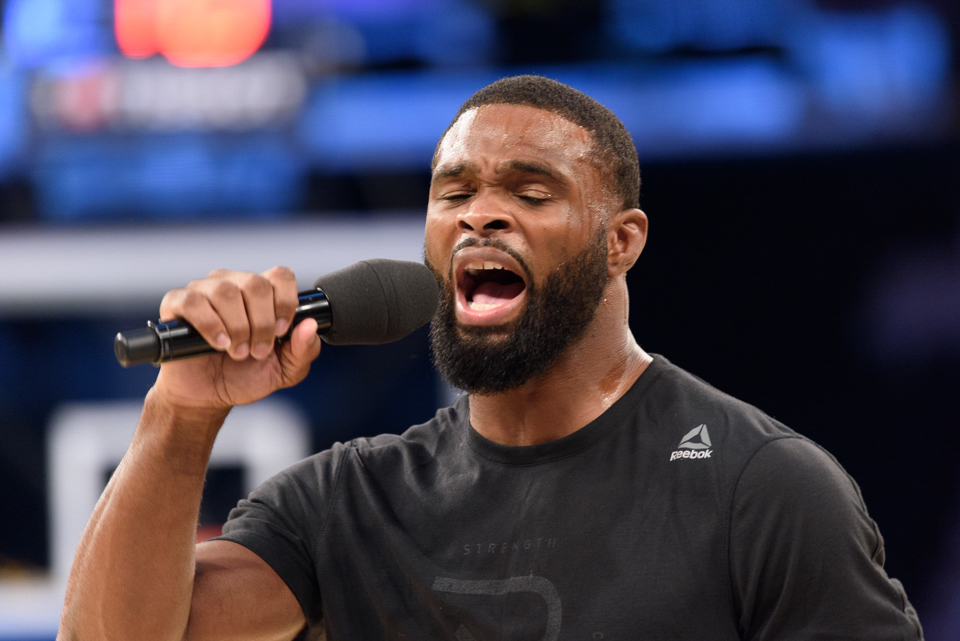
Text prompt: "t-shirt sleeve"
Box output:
[[729, 437, 924, 640], [214, 445, 346, 628]]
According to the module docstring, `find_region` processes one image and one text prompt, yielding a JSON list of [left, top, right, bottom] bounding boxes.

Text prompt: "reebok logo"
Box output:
[[669, 424, 713, 461]]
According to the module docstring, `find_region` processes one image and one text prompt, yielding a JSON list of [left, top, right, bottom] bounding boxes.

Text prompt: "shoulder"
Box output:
[[641, 356, 800, 466], [226, 399, 468, 539], [736, 437, 865, 506], [328, 396, 469, 472], [646, 358, 870, 522], [732, 437, 874, 541]]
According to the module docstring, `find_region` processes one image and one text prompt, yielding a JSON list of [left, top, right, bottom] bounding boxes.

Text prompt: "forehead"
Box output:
[[434, 104, 596, 177]]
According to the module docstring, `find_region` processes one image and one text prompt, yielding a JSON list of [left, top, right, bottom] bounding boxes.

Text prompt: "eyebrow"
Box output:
[[499, 160, 566, 186], [432, 163, 472, 181], [432, 160, 568, 186]]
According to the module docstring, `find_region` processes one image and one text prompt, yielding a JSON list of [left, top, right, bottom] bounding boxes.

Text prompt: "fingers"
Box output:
[[160, 286, 232, 352], [237, 273, 278, 360], [159, 266, 300, 362], [263, 266, 298, 338], [211, 273, 257, 360], [278, 317, 322, 388]]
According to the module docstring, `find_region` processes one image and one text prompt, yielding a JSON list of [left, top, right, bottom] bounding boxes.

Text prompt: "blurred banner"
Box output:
[[0, 0, 954, 221]]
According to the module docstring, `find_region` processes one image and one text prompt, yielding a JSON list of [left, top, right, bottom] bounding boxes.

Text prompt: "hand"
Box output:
[[153, 266, 322, 411]]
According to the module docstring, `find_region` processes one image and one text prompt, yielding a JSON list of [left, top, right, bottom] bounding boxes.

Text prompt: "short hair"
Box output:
[[433, 75, 641, 211]]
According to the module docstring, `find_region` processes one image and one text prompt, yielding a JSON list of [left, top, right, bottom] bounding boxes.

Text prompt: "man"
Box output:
[[59, 76, 923, 640]]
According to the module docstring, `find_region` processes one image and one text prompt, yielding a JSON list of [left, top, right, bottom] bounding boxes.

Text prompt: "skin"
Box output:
[[426, 104, 651, 445], [59, 267, 316, 640], [58, 103, 650, 640]]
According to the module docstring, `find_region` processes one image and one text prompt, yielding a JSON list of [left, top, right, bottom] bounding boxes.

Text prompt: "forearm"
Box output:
[[59, 388, 231, 641]]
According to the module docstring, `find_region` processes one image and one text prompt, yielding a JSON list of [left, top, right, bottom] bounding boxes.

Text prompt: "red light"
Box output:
[[115, 0, 271, 68], [115, 0, 160, 59]]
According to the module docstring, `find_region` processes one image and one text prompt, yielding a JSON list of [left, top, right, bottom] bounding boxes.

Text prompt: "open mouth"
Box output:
[[455, 257, 528, 325], [462, 261, 525, 309]]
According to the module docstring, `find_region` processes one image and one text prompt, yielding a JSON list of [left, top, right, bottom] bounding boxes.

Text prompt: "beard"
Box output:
[[428, 231, 609, 395]]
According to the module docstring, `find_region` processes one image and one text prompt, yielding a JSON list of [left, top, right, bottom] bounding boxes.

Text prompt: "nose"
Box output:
[[456, 194, 514, 236]]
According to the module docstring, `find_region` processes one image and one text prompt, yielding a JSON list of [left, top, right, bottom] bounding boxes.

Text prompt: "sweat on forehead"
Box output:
[[432, 75, 641, 211]]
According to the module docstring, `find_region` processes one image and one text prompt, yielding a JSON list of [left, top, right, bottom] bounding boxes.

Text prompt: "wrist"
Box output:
[[147, 382, 232, 423], [137, 388, 231, 470]]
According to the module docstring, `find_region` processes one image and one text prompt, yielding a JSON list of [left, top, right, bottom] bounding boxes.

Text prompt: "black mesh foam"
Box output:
[[315, 259, 439, 345]]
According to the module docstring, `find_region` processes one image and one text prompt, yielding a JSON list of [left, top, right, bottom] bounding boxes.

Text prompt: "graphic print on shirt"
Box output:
[[669, 423, 713, 461], [432, 575, 561, 641]]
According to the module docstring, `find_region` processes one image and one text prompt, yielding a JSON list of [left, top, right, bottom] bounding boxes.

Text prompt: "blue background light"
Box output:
[[3, 0, 108, 69], [34, 135, 304, 221], [0, 61, 28, 175]]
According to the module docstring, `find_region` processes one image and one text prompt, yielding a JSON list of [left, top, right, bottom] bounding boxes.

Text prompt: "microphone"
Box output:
[[114, 259, 440, 367]]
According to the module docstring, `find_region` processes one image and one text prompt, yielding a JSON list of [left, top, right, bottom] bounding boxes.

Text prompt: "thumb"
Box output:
[[279, 318, 322, 387]]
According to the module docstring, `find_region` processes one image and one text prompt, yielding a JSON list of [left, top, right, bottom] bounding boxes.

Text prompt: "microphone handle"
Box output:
[[114, 289, 332, 368]]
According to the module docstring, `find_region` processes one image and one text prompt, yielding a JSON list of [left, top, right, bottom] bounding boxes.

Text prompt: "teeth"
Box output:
[[465, 261, 505, 274], [468, 302, 499, 311]]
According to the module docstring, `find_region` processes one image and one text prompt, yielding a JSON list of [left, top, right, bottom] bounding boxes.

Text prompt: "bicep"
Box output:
[[185, 540, 306, 641]]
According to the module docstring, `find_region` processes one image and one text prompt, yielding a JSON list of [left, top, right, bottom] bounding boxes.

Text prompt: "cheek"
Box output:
[[423, 213, 450, 264], [523, 210, 589, 261]]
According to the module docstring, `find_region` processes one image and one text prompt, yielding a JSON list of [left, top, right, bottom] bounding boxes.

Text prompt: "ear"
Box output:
[[607, 208, 647, 278]]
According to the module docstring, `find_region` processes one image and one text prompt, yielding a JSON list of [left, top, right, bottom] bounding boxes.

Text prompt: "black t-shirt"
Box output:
[[219, 356, 923, 640]]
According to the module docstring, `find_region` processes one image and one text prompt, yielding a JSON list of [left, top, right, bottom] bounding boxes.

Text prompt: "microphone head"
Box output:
[[314, 259, 440, 345]]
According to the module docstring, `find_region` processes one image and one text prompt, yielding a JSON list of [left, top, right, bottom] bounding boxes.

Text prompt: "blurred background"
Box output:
[[0, 0, 959, 638]]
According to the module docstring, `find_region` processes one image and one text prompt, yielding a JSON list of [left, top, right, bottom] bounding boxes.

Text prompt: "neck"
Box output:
[[467, 278, 652, 446]]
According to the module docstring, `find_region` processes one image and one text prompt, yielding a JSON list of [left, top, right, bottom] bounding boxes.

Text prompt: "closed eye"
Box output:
[[517, 190, 552, 205]]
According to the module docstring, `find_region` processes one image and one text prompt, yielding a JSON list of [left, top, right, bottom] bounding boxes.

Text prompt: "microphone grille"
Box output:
[[314, 259, 440, 345]]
